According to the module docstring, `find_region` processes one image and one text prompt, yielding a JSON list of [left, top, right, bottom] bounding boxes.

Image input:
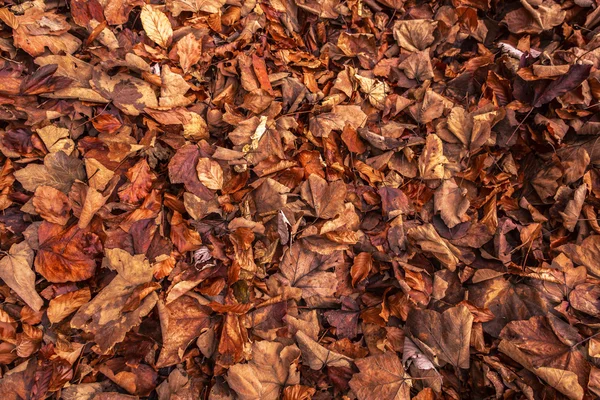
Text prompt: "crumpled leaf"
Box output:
[[14, 151, 85, 193], [434, 179, 470, 228], [71, 249, 158, 353], [227, 340, 301, 400], [406, 304, 473, 369], [393, 20, 438, 52], [499, 315, 589, 400], [0, 241, 44, 311], [418, 134, 450, 180]]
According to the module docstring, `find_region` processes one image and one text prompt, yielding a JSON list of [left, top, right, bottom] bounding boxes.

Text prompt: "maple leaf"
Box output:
[[300, 174, 347, 219], [227, 340, 301, 400], [406, 304, 473, 369], [349, 352, 411, 400], [270, 241, 342, 306], [156, 295, 211, 367], [499, 315, 590, 400], [14, 151, 85, 194]]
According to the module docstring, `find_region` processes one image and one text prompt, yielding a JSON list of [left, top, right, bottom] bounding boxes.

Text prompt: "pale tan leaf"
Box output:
[[159, 65, 191, 107], [434, 179, 470, 228], [393, 20, 437, 52], [177, 33, 201, 73], [0, 241, 44, 311], [196, 158, 223, 190], [140, 5, 173, 48], [418, 134, 449, 180], [227, 340, 301, 400]]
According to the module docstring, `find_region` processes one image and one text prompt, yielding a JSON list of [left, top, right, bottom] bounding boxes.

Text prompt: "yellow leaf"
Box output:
[[141, 5, 173, 48]]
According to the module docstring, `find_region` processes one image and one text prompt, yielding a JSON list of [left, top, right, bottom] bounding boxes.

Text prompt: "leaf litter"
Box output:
[[0, 0, 600, 399]]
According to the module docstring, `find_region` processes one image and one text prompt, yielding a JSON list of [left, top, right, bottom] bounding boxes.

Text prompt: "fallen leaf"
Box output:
[[349, 352, 411, 400], [0, 241, 44, 311], [71, 249, 158, 353], [227, 340, 301, 400], [141, 5, 173, 48]]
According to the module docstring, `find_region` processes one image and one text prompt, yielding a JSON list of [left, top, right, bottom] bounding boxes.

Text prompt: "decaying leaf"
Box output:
[[227, 340, 301, 400], [71, 249, 158, 353], [0, 241, 44, 311]]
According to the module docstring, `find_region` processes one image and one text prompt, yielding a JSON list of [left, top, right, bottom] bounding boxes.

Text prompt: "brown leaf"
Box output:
[[196, 158, 224, 191], [350, 252, 372, 287], [295, 331, 353, 370], [349, 352, 411, 400], [15, 151, 85, 194], [71, 249, 158, 353], [0, 241, 44, 311], [418, 134, 450, 180], [406, 304, 473, 369], [118, 159, 156, 204], [32, 185, 72, 225], [140, 5, 173, 48], [47, 288, 91, 323], [499, 315, 589, 400], [35, 223, 99, 283], [159, 66, 191, 107], [177, 34, 201, 74], [434, 179, 470, 228], [156, 295, 210, 367], [393, 20, 437, 52], [270, 241, 342, 306], [227, 340, 301, 400], [300, 174, 347, 219]]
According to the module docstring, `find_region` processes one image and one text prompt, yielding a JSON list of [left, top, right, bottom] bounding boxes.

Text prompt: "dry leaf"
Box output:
[[141, 5, 173, 48], [196, 158, 224, 190], [0, 241, 44, 311]]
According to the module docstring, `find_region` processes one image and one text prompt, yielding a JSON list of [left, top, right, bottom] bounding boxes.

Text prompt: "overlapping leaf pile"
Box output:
[[1, 0, 600, 398]]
